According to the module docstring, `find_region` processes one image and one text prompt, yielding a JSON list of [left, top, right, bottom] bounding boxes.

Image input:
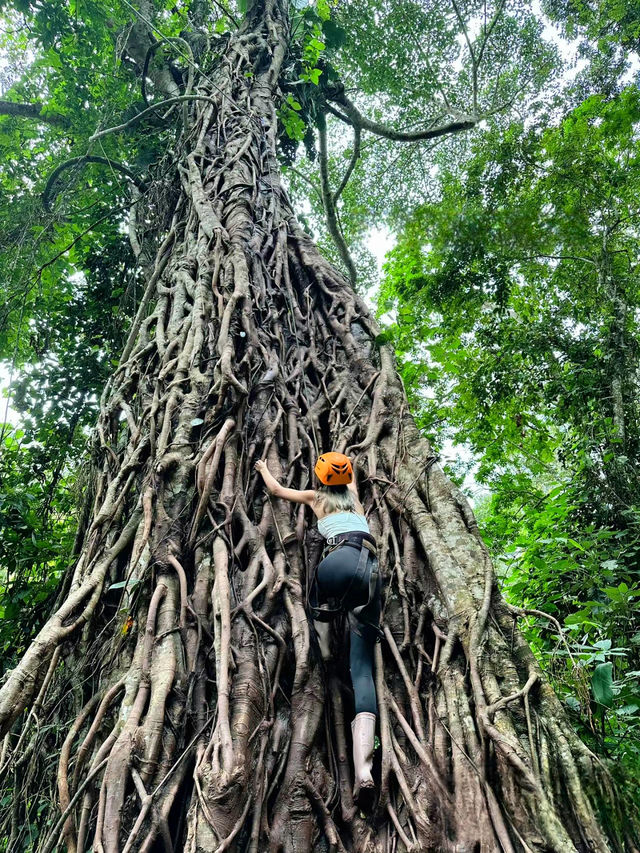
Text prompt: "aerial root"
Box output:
[[304, 777, 348, 853], [58, 692, 102, 853]]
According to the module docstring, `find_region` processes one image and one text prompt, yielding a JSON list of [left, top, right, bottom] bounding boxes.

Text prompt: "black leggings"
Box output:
[[316, 544, 382, 715]]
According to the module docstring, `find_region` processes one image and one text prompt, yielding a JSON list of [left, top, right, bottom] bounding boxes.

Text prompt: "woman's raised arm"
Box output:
[[346, 466, 365, 514], [255, 460, 315, 505]]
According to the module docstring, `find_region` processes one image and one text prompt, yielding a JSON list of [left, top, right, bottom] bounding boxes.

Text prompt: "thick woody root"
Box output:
[[0, 3, 637, 853]]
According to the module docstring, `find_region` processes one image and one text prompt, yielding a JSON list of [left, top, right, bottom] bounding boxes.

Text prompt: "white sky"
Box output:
[[0, 364, 18, 426]]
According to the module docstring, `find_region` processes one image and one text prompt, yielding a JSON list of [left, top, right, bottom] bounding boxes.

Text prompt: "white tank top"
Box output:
[[317, 511, 370, 540]]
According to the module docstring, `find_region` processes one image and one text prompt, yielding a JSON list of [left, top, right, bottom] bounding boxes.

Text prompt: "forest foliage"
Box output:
[[379, 68, 640, 795], [0, 0, 639, 830]]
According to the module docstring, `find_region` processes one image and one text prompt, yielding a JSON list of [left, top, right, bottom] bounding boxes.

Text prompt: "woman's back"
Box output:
[[317, 511, 369, 539]]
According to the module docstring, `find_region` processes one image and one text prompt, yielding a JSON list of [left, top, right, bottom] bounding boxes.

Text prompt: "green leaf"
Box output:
[[316, 0, 331, 20], [591, 662, 614, 708], [108, 579, 140, 592], [375, 331, 393, 346], [322, 19, 346, 49], [565, 695, 581, 711], [564, 610, 591, 625]]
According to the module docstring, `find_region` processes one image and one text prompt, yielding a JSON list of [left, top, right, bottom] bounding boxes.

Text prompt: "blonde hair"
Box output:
[[315, 484, 356, 515]]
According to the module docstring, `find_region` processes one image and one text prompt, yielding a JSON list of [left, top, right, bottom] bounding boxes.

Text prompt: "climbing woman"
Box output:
[[254, 451, 381, 809]]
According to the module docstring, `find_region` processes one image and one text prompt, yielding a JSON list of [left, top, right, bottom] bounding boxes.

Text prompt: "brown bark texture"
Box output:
[[0, 2, 637, 852]]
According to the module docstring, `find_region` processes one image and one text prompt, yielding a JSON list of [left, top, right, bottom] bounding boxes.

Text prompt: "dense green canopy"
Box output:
[[380, 79, 640, 796]]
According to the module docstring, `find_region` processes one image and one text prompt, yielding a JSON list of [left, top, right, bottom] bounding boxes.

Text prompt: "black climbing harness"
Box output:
[[308, 531, 382, 640]]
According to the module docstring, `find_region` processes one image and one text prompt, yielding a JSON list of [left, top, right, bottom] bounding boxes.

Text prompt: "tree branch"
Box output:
[[324, 88, 476, 142], [407, 29, 453, 112], [211, 0, 239, 27], [43, 156, 148, 212], [0, 100, 68, 126], [323, 101, 352, 126], [88, 94, 218, 142], [318, 112, 357, 287], [333, 123, 361, 203], [285, 164, 322, 203], [450, 0, 479, 113], [506, 253, 596, 266], [476, 0, 507, 69]]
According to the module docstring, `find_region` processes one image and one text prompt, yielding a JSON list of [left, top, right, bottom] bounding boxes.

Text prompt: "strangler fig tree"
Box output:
[[0, 0, 637, 851]]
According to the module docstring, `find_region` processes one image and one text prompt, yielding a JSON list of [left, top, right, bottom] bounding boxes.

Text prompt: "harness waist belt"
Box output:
[[325, 531, 377, 551]]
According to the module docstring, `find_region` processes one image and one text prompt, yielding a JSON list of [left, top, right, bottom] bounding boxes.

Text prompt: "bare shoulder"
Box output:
[[346, 478, 364, 514], [310, 491, 325, 519], [293, 488, 316, 506]]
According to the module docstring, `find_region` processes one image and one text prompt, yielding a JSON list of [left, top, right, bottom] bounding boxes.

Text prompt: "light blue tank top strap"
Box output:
[[317, 511, 370, 540]]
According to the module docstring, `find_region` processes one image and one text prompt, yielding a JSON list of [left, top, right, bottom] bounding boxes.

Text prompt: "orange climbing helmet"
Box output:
[[314, 452, 353, 485]]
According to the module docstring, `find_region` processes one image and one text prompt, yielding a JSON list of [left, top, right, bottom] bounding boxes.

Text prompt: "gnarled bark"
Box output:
[[0, 2, 637, 852]]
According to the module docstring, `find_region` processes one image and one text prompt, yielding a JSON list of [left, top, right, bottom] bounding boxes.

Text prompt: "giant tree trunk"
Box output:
[[0, 2, 636, 852]]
